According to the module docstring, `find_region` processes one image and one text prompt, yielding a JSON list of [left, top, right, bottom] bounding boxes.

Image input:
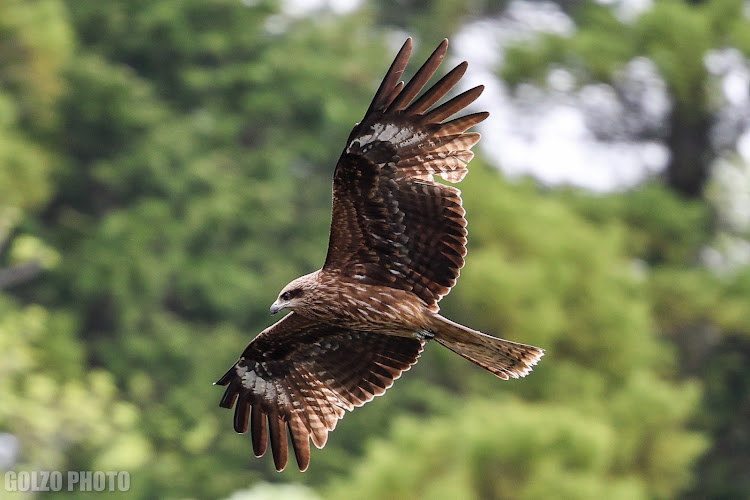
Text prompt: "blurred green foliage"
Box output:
[[502, 0, 750, 197], [1, 0, 749, 499]]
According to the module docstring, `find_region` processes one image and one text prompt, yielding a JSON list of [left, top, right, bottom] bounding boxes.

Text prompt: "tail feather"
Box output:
[[430, 315, 544, 380]]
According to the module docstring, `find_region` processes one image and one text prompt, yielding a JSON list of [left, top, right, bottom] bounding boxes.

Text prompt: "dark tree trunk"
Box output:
[[664, 107, 713, 198]]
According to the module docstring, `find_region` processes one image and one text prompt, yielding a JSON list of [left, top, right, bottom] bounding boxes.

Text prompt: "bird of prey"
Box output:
[[216, 37, 544, 472]]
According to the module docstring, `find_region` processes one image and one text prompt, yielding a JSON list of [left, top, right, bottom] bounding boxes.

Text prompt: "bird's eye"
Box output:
[[281, 291, 291, 301]]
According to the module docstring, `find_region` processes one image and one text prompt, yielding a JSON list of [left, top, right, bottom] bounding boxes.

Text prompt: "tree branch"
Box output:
[[0, 260, 43, 290]]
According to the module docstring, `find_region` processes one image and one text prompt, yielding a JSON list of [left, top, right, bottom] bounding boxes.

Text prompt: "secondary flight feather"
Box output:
[[216, 37, 545, 472]]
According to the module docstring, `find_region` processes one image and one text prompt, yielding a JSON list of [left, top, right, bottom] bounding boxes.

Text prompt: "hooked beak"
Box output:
[[270, 300, 285, 315]]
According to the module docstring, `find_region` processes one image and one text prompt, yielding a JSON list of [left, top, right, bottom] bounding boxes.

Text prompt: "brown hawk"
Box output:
[[216, 37, 544, 472]]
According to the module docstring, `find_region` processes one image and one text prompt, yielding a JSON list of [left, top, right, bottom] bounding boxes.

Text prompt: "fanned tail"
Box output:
[[429, 315, 544, 380]]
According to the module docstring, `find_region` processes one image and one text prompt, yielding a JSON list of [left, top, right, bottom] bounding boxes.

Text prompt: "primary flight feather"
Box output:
[[216, 37, 544, 472]]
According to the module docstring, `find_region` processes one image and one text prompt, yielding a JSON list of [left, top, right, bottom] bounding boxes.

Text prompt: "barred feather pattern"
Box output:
[[324, 38, 488, 308], [215, 312, 424, 472], [217, 37, 545, 474]]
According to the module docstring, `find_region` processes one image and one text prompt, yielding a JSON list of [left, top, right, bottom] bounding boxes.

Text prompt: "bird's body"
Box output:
[[217, 37, 545, 472], [276, 270, 431, 336]]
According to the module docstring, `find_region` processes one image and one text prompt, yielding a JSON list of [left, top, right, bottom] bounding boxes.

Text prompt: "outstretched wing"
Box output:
[[323, 38, 488, 310], [215, 312, 424, 472]]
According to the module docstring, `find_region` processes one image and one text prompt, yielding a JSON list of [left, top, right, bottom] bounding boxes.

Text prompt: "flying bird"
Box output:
[[216, 37, 544, 472]]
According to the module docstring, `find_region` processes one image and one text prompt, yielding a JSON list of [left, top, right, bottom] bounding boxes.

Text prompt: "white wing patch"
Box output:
[[346, 122, 428, 153]]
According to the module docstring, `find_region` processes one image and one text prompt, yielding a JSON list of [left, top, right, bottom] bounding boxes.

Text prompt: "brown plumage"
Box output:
[[216, 37, 544, 472]]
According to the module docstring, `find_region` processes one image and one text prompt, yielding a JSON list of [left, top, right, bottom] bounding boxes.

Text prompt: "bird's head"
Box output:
[[270, 272, 317, 315]]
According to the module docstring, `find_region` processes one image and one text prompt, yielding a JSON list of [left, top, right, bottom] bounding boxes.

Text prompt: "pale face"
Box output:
[[269, 272, 317, 314]]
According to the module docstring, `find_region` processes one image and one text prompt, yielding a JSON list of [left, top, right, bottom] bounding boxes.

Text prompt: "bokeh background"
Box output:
[[2, 0, 749, 498]]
